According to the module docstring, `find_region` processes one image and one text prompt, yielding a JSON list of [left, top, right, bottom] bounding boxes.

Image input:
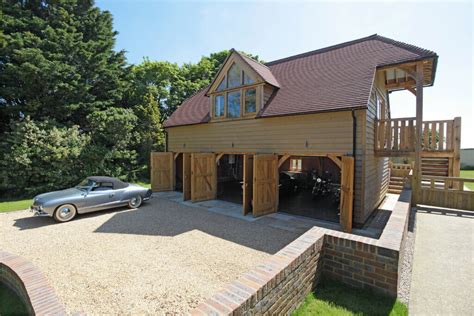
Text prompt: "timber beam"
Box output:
[[328, 155, 342, 169], [278, 155, 291, 168], [215, 153, 225, 163]]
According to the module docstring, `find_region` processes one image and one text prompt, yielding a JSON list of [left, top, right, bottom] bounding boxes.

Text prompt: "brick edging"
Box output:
[[0, 250, 65, 315], [191, 189, 411, 315]]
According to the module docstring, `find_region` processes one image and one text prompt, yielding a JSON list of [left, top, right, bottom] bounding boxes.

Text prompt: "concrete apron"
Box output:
[[409, 207, 474, 315]]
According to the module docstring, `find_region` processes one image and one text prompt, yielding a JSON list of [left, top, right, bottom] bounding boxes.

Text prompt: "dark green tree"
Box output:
[[0, 0, 129, 130], [84, 107, 139, 179]]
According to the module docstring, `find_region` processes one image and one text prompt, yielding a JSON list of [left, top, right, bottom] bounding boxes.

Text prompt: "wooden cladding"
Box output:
[[375, 117, 461, 156], [419, 176, 474, 211], [151, 152, 174, 192]]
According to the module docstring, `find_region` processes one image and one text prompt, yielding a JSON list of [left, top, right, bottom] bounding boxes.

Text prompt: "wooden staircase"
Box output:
[[388, 176, 405, 194], [421, 157, 449, 177]]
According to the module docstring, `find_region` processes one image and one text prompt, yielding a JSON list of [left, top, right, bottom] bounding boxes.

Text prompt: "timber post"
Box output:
[[413, 62, 424, 204], [453, 116, 462, 188]]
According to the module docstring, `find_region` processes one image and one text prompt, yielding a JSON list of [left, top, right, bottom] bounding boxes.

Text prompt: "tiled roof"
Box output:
[[236, 51, 280, 88], [164, 34, 437, 127]]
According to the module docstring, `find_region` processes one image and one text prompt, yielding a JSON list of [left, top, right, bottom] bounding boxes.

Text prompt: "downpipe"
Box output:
[[351, 109, 357, 224]]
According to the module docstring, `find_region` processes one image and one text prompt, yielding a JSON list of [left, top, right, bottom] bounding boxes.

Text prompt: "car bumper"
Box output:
[[143, 189, 153, 201], [30, 205, 51, 217]]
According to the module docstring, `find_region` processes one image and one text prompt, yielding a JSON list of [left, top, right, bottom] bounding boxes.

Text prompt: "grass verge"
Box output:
[[0, 198, 32, 213], [292, 280, 407, 316], [460, 170, 474, 190]]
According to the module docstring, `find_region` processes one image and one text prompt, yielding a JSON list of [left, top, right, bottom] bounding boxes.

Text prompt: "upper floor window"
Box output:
[[215, 62, 256, 92], [227, 91, 241, 118], [227, 63, 241, 88], [215, 95, 225, 117], [211, 60, 259, 120], [245, 88, 256, 113]]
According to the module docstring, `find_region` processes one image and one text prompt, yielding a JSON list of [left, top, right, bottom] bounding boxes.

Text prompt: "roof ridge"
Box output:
[[373, 35, 438, 58], [265, 34, 378, 66], [236, 50, 272, 70]]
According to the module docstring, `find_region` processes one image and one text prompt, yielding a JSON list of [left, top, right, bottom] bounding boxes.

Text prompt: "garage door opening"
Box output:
[[278, 156, 341, 222], [216, 154, 244, 205], [175, 153, 183, 192]]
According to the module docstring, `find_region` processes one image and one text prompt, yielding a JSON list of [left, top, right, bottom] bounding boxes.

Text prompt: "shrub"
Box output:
[[0, 118, 90, 197]]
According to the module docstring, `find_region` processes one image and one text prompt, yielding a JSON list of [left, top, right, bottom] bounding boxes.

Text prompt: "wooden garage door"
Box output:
[[253, 154, 278, 217], [191, 153, 216, 202], [340, 156, 354, 233], [151, 152, 174, 192]]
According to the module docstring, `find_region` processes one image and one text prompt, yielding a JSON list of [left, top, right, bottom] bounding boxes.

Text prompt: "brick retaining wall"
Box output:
[[192, 189, 411, 315], [0, 251, 65, 315]]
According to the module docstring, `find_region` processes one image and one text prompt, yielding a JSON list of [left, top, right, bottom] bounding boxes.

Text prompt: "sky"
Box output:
[[96, 0, 473, 148]]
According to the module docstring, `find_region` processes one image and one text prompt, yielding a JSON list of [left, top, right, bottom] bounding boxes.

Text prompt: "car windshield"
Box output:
[[75, 179, 96, 191]]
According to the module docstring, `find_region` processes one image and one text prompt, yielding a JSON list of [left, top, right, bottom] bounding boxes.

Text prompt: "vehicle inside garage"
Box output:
[[278, 156, 341, 222], [216, 154, 244, 204]]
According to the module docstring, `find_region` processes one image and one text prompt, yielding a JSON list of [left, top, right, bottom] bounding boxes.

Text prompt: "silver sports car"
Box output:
[[30, 176, 152, 222]]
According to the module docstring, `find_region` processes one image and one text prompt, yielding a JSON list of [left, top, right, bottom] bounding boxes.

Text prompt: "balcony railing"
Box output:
[[375, 117, 460, 156]]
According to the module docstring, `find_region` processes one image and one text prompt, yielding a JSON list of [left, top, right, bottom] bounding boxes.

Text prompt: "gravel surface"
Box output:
[[397, 206, 417, 305], [0, 198, 301, 314]]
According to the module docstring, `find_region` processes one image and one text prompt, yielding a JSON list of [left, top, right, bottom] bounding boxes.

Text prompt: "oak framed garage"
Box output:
[[151, 35, 457, 232]]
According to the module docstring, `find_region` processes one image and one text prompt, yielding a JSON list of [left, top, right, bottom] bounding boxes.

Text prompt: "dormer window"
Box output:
[[227, 91, 241, 118], [214, 95, 225, 117], [207, 51, 277, 121], [227, 63, 241, 88], [244, 88, 256, 113]]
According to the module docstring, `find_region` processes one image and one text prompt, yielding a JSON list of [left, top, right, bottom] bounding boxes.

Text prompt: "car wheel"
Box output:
[[128, 195, 142, 209], [53, 204, 77, 223]]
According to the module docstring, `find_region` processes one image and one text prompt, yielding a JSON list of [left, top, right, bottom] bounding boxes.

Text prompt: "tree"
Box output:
[[0, 0, 129, 131], [133, 92, 165, 177], [0, 117, 90, 196], [84, 107, 139, 179]]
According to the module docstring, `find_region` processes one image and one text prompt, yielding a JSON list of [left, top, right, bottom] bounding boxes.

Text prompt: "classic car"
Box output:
[[279, 172, 299, 195], [30, 176, 152, 222]]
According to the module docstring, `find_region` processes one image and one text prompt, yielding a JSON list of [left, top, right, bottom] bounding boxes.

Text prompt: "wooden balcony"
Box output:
[[375, 117, 461, 158]]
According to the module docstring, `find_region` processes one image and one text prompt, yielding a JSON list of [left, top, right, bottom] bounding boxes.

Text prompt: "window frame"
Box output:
[[290, 158, 302, 172], [226, 90, 242, 118], [209, 57, 264, 121], [214, 94, 225, 118], [243, 87, 257, 115]]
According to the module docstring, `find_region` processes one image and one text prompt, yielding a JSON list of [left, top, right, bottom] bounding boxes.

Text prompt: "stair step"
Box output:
[[389, 184, 404, 190], [390, 176, 406, 180], [390, 179, 405, 183], [388, 189, 402, 194]]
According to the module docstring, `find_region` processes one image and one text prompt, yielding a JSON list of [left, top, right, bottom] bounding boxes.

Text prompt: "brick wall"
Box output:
[[0, 251, 65, 316], [322, 235, 398, 296], [192, 189, 411, 315]]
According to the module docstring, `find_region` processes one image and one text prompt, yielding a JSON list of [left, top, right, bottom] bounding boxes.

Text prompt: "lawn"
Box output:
[[292, 280, 407, 316], [136, 180, 151, 189], [460, 170, 474, 190], [0, 198, 32, 213]]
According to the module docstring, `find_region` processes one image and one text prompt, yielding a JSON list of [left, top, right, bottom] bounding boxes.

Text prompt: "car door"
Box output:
[[83, 182, 116, 213]]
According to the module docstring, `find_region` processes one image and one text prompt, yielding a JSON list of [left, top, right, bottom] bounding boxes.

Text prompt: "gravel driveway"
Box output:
[[0, 197, 302, 314]]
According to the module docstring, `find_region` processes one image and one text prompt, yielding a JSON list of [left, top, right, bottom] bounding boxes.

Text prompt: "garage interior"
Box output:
[[278, 156, 341, 222], [175, 153, 183, 192], [216, 154, 244, 205]]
